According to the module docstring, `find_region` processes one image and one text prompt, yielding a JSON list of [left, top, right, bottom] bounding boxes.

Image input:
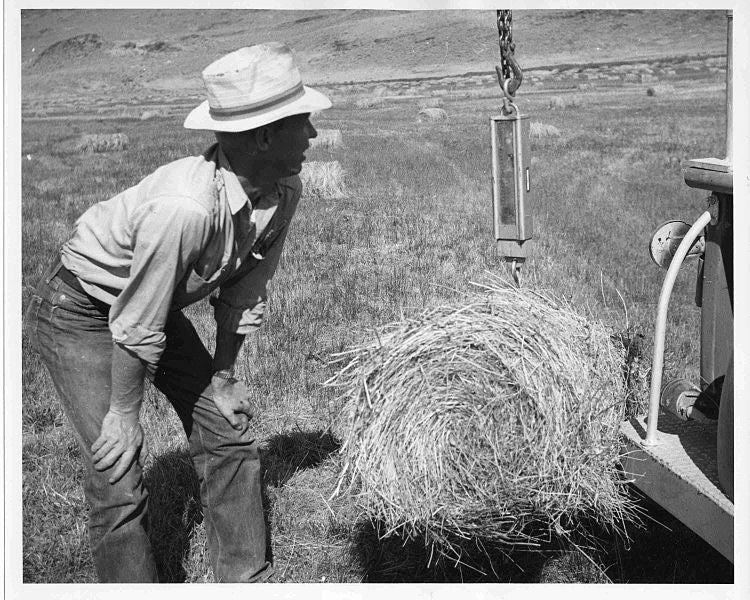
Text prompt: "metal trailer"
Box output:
[[491, 10, 734, 563], [619, 10, 734, 562]]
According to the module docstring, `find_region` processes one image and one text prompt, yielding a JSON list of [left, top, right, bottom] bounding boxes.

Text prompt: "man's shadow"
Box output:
[[143, 450, 202, 582], [144, 429, 341, 582], [260, 429, 341, 567]]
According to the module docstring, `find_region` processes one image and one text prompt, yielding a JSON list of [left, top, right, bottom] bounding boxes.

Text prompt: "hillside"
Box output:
[[21, 9, 728, 103]]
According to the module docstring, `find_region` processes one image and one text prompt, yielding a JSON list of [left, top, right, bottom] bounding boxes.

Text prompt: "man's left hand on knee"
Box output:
[[210, 375, 254, 434]]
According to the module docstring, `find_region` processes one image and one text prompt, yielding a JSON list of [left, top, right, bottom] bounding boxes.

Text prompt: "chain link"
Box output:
[[496, 9, 523, 101], [496, 10, 514, 84]]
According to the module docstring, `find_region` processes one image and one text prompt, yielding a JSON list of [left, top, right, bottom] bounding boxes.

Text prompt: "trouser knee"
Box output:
[[191, 434, 260, 476], [84, 462, 149, 543]]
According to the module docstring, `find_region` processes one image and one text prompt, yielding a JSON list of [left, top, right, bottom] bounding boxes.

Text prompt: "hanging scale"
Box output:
[[491, 9, 533, 286]]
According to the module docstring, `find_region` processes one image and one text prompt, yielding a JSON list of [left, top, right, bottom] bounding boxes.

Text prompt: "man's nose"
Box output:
[[307, 121, 318, 139]]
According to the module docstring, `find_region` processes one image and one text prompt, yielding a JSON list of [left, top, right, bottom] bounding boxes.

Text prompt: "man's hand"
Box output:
[[91, 410, 146, 484], [212, 375, 253, 435]]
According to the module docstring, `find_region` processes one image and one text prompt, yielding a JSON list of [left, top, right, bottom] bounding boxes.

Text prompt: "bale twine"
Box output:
[[328, 280, 637, 558], [418, 107, 448, 122], [310, 129, 343, 150], [300, 160, 347, 199], [76, 133, 129, 153]]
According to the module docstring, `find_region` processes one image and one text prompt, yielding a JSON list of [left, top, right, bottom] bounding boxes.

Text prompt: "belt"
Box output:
[[54, 263, 112, 312], [57, 263, 86, 294]]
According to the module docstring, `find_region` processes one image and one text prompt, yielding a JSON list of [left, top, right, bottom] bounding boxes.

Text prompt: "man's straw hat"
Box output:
[[184, 42, 331, 132]]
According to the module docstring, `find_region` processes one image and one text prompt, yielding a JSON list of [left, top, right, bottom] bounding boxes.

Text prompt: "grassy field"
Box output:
[[20, 78, 733, 583]]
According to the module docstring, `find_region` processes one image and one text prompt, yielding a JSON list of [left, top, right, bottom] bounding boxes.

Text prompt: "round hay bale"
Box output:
[[646, 84, 675, 97], [529, 122, 561, 139], [76, 133, 129, 153], [418, 97, 444, 109], [354, 97, 386, 110], [548, 95, 580, 110], [300, 160, 347, 199], [309, 129, 343, 150], [328, 281, 637, 557], [418, 107, 448, 122]]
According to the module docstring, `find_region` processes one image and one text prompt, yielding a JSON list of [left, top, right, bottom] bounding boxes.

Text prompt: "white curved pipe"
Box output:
[[644, 210, 712, 446]]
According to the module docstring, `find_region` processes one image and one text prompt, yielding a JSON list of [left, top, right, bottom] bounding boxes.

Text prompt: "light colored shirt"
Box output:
[[61, 143, 301, 367]]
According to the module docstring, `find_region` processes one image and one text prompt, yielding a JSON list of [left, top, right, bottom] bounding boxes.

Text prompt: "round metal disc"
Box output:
[[649, 220, 691, 269]]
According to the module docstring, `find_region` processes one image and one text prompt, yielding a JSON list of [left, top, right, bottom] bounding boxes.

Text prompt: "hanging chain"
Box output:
[[496, 9, 523, 105], [497, 10, 514, 85]]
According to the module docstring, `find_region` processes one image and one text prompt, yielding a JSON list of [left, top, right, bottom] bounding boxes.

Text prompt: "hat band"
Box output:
[[208, 82, 306, 120]]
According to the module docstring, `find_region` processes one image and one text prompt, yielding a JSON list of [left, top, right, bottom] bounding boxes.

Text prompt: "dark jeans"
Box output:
[[25, 262, 272, 583]]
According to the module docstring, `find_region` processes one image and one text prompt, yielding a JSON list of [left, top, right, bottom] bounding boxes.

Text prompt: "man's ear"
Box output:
[[253, 125, 272, 152]]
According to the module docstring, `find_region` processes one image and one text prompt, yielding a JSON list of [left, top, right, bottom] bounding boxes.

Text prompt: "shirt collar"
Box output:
[[215, 144, 258, 215]]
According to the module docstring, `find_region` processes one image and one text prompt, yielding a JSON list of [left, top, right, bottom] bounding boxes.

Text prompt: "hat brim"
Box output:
[[183, 85, 332, 132]]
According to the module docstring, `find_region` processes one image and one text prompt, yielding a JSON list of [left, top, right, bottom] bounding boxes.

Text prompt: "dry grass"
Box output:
[[300, 160, 347, 199], [328, 277, 638, 561]]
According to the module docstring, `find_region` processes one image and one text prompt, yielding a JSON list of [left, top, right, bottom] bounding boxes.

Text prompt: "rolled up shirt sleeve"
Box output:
[[211, 221, 291, 335], [211, 179, 301, 335], [109, 195, 211, 366]]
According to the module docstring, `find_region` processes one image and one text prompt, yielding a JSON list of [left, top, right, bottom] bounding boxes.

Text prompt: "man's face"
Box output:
[[266, 113, 317, 178]]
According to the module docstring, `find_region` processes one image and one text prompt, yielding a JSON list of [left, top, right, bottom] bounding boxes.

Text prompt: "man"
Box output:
[[25, 42, 331, 582]]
